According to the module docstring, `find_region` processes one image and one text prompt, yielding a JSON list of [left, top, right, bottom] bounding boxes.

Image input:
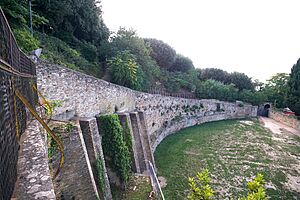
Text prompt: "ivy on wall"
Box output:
[[99, 114, 131, 183]]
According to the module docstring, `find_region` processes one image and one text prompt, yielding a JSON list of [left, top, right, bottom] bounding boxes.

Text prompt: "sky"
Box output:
[[101, 0, 300, 82]]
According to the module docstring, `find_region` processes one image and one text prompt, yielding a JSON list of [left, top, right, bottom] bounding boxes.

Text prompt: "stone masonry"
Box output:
[[37, 61, 258, 152]]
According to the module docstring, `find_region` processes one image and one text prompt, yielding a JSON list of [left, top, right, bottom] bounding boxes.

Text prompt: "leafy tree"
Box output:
[[263, 73, 289, 108], [228, 72, 254, 91], [170, 54, 195, 72], [286, 59, 300, 115], [198, 68, 229, 83], [238, 90, 266, 106], [108, 51, 144, 90], [35, 0, 109, 45], [144, 38, 177, 70], [107, 28, 160, 89], [0, 0, 48, 28], [195, 79, 238, 101]]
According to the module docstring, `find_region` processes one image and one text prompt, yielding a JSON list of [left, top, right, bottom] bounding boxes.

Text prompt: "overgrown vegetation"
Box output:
[[99, 114, 131, 184], [95, 158, 106, 194]]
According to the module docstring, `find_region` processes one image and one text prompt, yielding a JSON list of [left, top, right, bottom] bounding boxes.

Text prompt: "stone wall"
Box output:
[[37, 61, 257, 152], [37, 61, 136, 118], [135, 94, 257, 150], [269, 110, 300, 130], [15, 120, 55, 200]]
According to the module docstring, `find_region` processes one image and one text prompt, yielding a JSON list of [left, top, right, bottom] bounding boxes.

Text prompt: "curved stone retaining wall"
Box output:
[[37, 61, 257, 151]]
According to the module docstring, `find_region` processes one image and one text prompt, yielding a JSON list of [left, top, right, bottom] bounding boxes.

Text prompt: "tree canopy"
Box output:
[[144, 38, 177, 70], [170, 54, 195, 72], [286, 59, 300, 114]]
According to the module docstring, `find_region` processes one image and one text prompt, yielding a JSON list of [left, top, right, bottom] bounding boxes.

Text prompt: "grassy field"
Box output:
[[154, 119, 300, 199]]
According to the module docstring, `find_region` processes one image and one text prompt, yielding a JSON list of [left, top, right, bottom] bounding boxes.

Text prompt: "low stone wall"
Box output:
[[269, 110, 300, 130], [15, 120, 55, 200]]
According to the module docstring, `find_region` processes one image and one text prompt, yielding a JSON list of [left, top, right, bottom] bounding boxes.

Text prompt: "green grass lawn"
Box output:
[[154, 119, 300, 199]]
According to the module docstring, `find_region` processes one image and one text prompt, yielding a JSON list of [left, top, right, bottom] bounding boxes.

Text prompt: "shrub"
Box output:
[[13, 28, 40, 54], [109, 51, 144, 90], [99, 114, 131, 183], [187, 169, 214, 200]]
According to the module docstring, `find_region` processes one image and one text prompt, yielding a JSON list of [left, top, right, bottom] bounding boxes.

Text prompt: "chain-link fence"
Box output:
[[0, 8, 38, 200]]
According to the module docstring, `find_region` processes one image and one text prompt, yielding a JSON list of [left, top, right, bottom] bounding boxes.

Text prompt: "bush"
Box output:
[[144, 38, 176, 70], [99, 114, 131, 184], [170, 54, 195, 72], [109, 51, 144, 90], [35, 32, 101, 77], [13, 28, 40, 54]]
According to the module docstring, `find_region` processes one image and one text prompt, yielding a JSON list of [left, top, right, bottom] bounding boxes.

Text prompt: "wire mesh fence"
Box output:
[[0, 8, 38, 200]]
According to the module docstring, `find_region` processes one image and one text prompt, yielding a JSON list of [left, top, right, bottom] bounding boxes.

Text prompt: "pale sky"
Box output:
[[101, 0, 300, 82]]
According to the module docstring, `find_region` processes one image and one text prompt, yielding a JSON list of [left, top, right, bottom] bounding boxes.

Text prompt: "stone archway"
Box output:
[[258, 103, 271, 117]]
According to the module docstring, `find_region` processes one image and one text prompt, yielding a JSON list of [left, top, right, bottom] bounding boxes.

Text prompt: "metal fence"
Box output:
[[147, 161, 165, 200], [0, 8, 38, 200], [147, 87, 195, 99]]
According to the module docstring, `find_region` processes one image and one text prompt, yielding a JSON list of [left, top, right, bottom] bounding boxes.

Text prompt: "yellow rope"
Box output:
[[15, 89, 64, 178], [31, 84, 53, 118], [11, 76, 20, 142]]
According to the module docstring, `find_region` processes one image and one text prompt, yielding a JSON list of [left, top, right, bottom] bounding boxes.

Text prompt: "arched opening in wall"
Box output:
[[258, 103, 271, 117]]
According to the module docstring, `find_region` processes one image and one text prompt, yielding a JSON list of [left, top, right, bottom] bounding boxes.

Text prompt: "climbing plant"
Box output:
[[99, 114, 131, 184], [95, 158, 106, 194]]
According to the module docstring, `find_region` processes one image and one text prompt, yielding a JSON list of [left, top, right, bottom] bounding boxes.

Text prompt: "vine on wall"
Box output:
[[99, 114, 131, 184]]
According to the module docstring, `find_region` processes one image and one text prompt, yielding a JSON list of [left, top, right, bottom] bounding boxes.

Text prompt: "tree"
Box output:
[[195, 79, 238, 101], [108, 51, 144, 90], [170, 54, 195, 72], [228, 72, 254, 91], [0, 0, 48, 28], [35, 0, 109, 45], [263, 73, 289, 108], [198, 68, 229, 83], [107, 28, 160, 89], [286, 59, 300, 115], [144, 38, 177, 70]]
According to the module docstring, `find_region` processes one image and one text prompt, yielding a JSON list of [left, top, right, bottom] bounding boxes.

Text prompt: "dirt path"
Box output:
[[260, 117, 300, 136]]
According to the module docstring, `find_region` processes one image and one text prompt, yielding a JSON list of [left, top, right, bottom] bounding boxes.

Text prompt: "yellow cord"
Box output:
[[11, 76, 20, 142], [15, 89, 64, 178]]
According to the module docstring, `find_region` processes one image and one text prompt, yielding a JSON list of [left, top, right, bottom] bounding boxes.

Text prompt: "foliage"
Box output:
[[162, 69, 199, 93], [187, 169, 214, 200], [36, 32, 101, 76], [188, 171, 266, 200], [195, 79, 238, 102], [99, 114, 131, 183], [228, 72, 254, 91], [198, 68, 229, 83], [108, 51, 144, 90], [35, 0, 109, 45], [170, 54, 195, 72], [0, 0, 48, 28], [144, 38, 177, 70], [12, 28, 40, 53], [238, 90, 266, 106], [263, 73, 289, 108], [95, 158, 106, 194], [122, 118, 133, 158], [286, 59, 300, 115], [107, 28, 160, 89], [239, 173, 266, 200]]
